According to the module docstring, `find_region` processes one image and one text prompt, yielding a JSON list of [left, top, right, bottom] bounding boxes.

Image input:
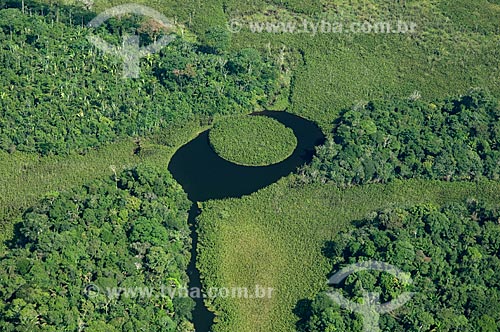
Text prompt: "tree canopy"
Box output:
[[302, 90, 500, 187], [299, 201, 500, 332], [0, 7, 280, 156], [0, 165, 195, 331]]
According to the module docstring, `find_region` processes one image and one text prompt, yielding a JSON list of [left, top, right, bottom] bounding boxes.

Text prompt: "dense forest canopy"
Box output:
[[0, 7, 281, 155], [300, 201, 500, 332], [0, 165, 195, 331], [302, 90, 500, 186]]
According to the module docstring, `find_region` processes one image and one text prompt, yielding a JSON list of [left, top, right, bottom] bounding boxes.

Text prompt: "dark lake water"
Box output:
[[168, 111, 325, 202], [167, 111, 324, 332]]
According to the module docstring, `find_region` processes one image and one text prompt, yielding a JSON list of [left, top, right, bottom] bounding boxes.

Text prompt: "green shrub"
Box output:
[[209, 115, 297, 166]]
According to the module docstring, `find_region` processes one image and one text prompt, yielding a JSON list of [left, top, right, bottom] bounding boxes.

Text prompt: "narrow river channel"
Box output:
[[168, 111, 325, 331]]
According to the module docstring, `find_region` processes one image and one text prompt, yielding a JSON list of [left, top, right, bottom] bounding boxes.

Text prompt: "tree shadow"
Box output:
[[6, 219, 28, 249], [321, 239, 337, 260], [3, 206, 36, 250], [293, 298, 313, 332]]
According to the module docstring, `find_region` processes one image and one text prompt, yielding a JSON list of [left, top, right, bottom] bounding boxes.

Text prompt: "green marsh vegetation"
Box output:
[[197, 177, 500, 332], [223, 0, 500, 129], [209, 115, 297, 166], [0, 0, 500, 331]]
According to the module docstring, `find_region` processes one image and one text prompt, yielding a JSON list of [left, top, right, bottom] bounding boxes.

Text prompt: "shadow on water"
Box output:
[[168, 111, 325, 332]]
